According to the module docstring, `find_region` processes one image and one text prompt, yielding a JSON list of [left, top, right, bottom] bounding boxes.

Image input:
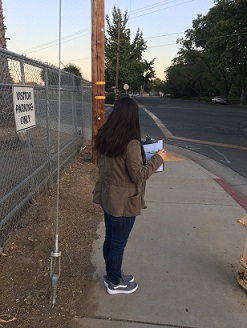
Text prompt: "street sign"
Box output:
[[123, 84, 129, 90], [12, 85, 36, 132]]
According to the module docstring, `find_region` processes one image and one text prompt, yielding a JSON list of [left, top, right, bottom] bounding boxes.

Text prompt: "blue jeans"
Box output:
[[103, 210, 136, 285]]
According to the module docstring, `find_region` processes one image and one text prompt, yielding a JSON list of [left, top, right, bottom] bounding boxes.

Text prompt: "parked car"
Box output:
[[212, 96, 227, 104]]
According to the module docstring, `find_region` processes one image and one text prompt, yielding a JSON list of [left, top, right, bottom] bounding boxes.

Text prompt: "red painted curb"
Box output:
[[214, 178, 247, 211]]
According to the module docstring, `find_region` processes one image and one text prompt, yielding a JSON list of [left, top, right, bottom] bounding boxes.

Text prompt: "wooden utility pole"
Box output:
[[91, 0, 105, 164]]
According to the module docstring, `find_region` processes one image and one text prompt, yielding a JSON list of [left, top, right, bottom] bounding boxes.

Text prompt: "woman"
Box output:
[[93, 96, 166, 295]]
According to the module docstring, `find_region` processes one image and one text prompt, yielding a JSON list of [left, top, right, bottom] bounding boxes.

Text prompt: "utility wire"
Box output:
[[130, 0, 194, 19], [20, 0, 194, 55], [24, 32, 90, 54], [130, 0, 191, 16], [146, 32, 184, 40], [130, 0, 172, 13], [148, 30, 247, 48], [19, 0, 246, 62], [21, 28, 90, 54]]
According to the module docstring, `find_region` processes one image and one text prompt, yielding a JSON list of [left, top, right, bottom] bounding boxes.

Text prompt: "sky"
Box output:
[[3, 0, 215, 82]]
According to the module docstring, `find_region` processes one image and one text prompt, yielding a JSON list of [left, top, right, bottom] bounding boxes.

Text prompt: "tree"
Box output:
[[164, 0, 247, 103], [169, 45, 216, 97], [233, 0, 247, 103], [0, 0, 14, 125], [105, 6, 155, 94], [141, 59, 156, 93], [151, 78, 166, 95], [40, 63, 83, 89], [63, 63, 83, 90], [178, 0, 247, 102], [63, 63, 82, 77], [184, 2, 236, 96], [165, 61, 192, 97]]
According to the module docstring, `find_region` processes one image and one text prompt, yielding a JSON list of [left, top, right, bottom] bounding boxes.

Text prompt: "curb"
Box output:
[[164, 143, 247, 209]]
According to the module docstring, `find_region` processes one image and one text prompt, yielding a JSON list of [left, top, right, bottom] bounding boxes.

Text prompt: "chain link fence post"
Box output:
[[0, 48, 92, 245]]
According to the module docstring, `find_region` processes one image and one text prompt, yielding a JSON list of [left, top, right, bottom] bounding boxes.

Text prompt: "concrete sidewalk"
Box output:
[[70, 151, 247, 328]]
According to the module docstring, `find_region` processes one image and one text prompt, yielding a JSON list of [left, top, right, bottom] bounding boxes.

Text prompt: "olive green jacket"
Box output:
[[93, 139, 164, 217]]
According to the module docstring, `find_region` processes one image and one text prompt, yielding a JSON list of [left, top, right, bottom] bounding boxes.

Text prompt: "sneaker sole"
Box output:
[[104, 276, 135, 288], [107, 283, 138, 295]]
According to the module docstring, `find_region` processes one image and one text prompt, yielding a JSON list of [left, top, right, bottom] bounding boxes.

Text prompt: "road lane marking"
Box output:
[[171, 136, 247, 150], [140, 105, 247, 151], [141, 105, 173, 138]]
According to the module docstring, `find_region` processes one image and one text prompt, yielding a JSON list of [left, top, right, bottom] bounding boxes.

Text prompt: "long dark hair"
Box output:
[[95, 96, 145, 161]]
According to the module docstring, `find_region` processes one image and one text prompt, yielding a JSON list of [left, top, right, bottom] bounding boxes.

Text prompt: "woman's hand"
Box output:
[[157, 149, 166, 161]]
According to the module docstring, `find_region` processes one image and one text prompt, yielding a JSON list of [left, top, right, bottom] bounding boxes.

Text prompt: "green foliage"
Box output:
[[63, 63, 82, 77], [105, 92, 115, 104], [151, 78, 166, 94], [40, 63, 84, 90], [63, 63, 83, 90], [165, 0, 247, 103], [105, 6, 155, 93]]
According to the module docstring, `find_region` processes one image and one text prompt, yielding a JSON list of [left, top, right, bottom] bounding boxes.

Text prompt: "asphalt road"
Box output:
[[135, 96, 247, 180]]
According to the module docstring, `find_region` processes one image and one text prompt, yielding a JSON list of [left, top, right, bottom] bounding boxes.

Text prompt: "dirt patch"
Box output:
[[0, 146, 102, 327]]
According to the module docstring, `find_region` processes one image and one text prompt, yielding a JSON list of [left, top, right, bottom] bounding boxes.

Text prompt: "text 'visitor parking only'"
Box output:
[[13, 85, 36, 132]]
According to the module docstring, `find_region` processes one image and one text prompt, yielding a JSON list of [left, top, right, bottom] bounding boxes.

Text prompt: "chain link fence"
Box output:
[[0, 48, 92, 245]]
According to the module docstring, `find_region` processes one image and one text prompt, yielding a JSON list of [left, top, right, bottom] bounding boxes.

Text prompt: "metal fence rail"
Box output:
[[0, 48, 92, 245]]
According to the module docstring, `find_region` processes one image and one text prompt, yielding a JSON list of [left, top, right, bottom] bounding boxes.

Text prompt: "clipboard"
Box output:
[[143, 139, 164, 172]]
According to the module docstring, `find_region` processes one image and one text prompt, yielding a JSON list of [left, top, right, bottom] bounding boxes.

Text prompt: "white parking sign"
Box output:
[[13, 85, 36, 132]]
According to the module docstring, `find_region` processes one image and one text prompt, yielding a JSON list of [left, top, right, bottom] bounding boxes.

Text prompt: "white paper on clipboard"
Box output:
[[143, 139, 164, 172]]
